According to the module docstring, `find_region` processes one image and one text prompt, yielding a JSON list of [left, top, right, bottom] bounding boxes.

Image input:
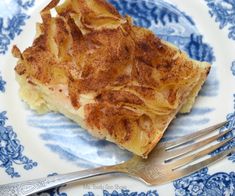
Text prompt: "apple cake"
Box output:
[[13, 0, 211, 157]]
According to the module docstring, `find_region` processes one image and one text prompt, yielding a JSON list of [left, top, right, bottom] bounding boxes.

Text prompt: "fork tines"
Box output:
[[160, 121, 234, 178], [163, 121, 229, 150]]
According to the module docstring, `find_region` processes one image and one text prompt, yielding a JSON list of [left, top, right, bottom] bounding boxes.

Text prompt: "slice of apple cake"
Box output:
[[13, 0, 211, 157]]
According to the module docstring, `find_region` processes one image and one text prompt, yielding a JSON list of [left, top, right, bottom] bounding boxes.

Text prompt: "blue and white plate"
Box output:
[[0, 0, 235, 195]]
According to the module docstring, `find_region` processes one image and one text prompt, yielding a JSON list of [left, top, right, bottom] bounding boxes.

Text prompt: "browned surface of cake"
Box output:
[[13, 0, 211, 157]]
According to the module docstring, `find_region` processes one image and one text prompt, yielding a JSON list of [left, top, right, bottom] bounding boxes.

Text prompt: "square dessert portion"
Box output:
[[13, 0, 211, 157]]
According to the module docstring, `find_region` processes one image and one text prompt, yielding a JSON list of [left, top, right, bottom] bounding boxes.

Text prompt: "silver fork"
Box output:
[[0, 121, 234, 196]]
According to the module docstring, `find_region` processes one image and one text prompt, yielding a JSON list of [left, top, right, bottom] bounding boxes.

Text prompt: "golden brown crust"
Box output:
[[14, 0, 211, 157], [95, 90, 144, 106], [85, 103, 139, 144]]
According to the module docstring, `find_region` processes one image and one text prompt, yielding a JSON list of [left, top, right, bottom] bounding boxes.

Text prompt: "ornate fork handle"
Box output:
[[0, 165, 127, 196]]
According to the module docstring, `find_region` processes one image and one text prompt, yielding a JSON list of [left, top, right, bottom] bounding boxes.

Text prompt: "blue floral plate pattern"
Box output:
[[0, 0, 234, 195]]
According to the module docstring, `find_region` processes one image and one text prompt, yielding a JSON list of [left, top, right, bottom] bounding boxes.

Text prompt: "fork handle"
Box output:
[[0, 165, 126, 196]]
